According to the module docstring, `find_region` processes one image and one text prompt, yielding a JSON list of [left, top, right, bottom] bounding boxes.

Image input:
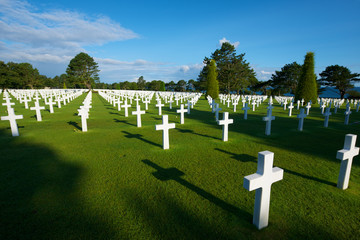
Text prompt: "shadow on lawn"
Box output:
[[67, 121, 81, 130], [176, 128, 220, 140], [115, 119, 136, 127], [122, 130, 162, 148], [142, 159, 252, 220], [215, 148, 336, 187], [0, 130, 121, 239]]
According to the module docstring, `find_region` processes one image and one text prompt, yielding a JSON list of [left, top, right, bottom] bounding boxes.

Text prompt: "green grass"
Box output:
[[0, 92, 359, 240]]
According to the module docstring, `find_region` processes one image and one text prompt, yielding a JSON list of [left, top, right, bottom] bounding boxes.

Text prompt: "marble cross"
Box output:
[[263, 109, 275, 136], [243, 151, 283, 230], [143, 98, 150, 110], [46, 98, 56, 113], [288, 102, 294, 116], [1, 108, 23, 137], [297, 108, 307, 131], [78, 108, 89, 132], [336, 134, 359, 190], [185, 100, 191, 114], [155, 115, 176, 150], [323, 107, 331, 128], [156, 100, 164, 115], [30, 101, 45, 121], [344, 105, 351, 125], [132, 105, 146, 127], [122, 100, 131, 117], [214, 103, 222, 121], [242, 102, 250, 120], [176, 104, 188, 124], [218, 112, 233, 142], [305, 102, 311, 115]]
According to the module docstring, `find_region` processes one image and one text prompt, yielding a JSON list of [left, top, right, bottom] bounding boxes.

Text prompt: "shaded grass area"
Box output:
[[0, 92, 359, 239]]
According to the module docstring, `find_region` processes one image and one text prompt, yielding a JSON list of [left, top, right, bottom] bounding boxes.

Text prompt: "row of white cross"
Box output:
[[1, 89, 85, 136]]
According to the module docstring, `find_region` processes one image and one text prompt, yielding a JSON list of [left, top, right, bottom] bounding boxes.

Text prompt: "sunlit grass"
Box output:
[[0, 92, 359, 239]]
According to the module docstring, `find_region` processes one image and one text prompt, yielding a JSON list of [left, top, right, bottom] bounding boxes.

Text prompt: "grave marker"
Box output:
[[155, 115, 176, 150], [30, 101, 45, 121], [1, 108, 23, 137], [176, 104, 188, 124], [132, 105, 146, 127], [336, 134, 359, 190], [218, 112, 233, 141], [244, 151, 283, 230]]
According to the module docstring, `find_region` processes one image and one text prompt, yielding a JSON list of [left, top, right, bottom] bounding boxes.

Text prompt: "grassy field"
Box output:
[[0, 91, 359, 240]]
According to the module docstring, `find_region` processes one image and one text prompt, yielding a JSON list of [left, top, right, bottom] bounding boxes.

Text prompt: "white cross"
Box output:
[[218, 112, 233, 141], [46, 98, 56, 113], [56, 98, 62, 108], [156, 100, 164, 115], [305, 102, 311, 115], [117, 98, 123, 111], [30, 101, 45, 121], [283, 101, 287, 110], [2, 99, 15, 110], [22, 97, 31, 109], [242, 103, 250, 120], [143, 98, 151, 110], [132, 105, 146, 128], [122, 100, 131, 117], [33, 95, 41, 102], [233, 101, 238, 112], [185, 100, 191, 114], [297, 108, 307, 131], [288, 102, 294, 116], [1, 108, 23, 137], [263, 109, 275, 136], [336, 134, 359, 190], [78, 108, 89, 132], [134, 95, 140, 106], [297, 100, 300, 110], [214, 103, 222, 121], [323, 107, 331, 128], [321, 103, 326, 114], [301, 99, 304, 106], [227, 98, 231, 108], [210, 99, 216, 112], [155, 115, 176, 150], [176, 104, 188, 124], [169, 98, 174, 110], [251, 100, 256, 111], [243, 151, 283, 230], [344, 105, 351, 125]]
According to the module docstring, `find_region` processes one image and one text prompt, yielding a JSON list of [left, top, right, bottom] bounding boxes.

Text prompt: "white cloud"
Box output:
[[260, 70, 273, 75], [0, 0, 138, 64], [219, 37, 240, 48]]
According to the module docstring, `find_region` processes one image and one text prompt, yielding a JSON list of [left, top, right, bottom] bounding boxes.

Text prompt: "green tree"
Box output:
[[165, 81, 176, 91], [187, 79, 195, 91], [206, 59, 219, 99], [159, 81, 165, 91], [295, 52, 317, 102], [66, 52, 100, 89], [176, 80, 187, 92], [137, 76, 146, 90], [318, 65, 360, 99], [198, 42, 257, 94], [270, 62, 302, 95]]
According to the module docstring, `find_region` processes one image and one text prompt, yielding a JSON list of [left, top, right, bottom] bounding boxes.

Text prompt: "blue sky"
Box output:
[[1, 0, 360, 84]]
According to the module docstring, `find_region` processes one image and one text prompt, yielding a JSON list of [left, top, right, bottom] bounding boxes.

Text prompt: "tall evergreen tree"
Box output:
[[66, 52, 100, 89], [137, 76, 146, 90], [295, 52, 317, 102], [206, 59, 219, 99]]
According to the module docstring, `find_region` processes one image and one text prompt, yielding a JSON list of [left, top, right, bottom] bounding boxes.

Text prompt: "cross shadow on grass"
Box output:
[[122, 131, 162, 148], [176, 128, 220, 140], [0, 129, 120, 239], [114, 118, 136, 127], [142, 159, 252, 220], [109, 111, 120, 115], [216, 148, 336, 187], [67, 121, 81, 131], [215, 148, 256, 162]]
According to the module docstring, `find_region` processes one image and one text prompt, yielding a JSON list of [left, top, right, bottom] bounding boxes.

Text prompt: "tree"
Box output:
[[318, 65, 360, 99], [187, 79, 195, 91], [295, 52, 317, 102], [176, 80, 187, 92], [206, 59, 219, 99], [270, 62, 302, 95], [165, 81, 176, 91], [66, 52, 100, 89], [198, 42, 257, 94], [137, 76, 146, 90]]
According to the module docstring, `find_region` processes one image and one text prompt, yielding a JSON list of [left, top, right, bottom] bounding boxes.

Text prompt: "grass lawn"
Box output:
[[0, 91, 359, 240]]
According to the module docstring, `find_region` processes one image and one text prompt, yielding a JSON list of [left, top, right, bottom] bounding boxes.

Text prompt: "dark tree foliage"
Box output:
[[137, 76, 146, 90], [176, 80, 187, 92], [270, 62, 302, 95], [318, 65, 360, 99], [66, 52, 100, 89], [198, 42, 257, 94], [295, 52, 318, 102]]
